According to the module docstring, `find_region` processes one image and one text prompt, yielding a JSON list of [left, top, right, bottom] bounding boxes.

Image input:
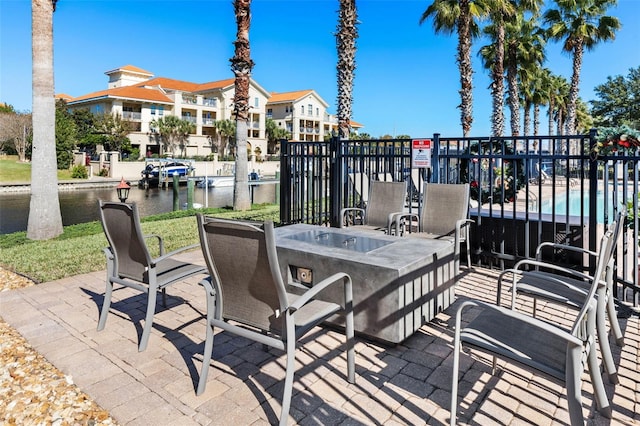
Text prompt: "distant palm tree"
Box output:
[[230, 0, 254, 211], [543, 0, 620, 136], [150, 116, 194, 157], [213, 119, 236, 156], [420, 0, 489, 137], [28, 0, 62, 240], [336, 0, 358, 140]]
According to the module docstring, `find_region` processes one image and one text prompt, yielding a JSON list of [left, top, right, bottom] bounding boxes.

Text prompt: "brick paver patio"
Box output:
[[1, 250, 638, 425]]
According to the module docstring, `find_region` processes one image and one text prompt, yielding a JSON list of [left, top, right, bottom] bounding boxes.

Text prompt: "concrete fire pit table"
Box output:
[[274, 224, 458, 345]]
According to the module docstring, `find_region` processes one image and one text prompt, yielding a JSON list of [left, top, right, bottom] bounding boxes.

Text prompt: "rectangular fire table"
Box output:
[[274, 224, 458, 345]]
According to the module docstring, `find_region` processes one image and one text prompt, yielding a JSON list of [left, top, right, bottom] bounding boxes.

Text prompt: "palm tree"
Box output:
[[420, 0, 489, 137], [265, 117, 289, 153], [230, 0, 254, 211], [543, 0, 620, 136], [213, 119, 236, 156], [336, 0, 358, 140], [27, 0, 62, 240], [150, 116, 194, 157], [506, 12, 545, 136], [546, 73, 569, 135]]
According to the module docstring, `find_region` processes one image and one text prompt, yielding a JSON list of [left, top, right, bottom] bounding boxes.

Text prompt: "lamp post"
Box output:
[[116, 177, 130, 203]]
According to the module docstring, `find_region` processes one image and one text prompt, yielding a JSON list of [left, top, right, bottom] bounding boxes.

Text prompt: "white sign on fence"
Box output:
[[412, 139, 431, 168]]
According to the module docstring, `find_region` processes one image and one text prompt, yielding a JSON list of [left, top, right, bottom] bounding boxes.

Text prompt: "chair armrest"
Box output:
[[288, 272, 352, 312], [151, 243, 201, 265], [144, 234, 165, 255], [535, 242, 597, 261], [512, 258, 592, 281], [339, 207, 365, 228], [394, 212, 420, 235], [455, 300, 582, 347], [387, 211, 407, 235]]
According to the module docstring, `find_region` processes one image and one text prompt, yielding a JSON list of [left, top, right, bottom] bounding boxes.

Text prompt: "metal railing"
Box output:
[[280, 133, 640, 304]]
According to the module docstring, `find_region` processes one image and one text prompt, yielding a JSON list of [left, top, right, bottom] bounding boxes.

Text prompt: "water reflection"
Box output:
[[0, 184, 277, 235]]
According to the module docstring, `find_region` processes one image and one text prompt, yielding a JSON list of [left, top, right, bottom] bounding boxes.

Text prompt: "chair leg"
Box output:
[[450, 334, 461, 426], [565, 348, 585, 426], [587, 340, 612, 419], [345, 302, 355, 384], [606, 293, 624, 346], [596, 295, 618, 384], [138, 288, 158, 352], [196, 324, 215, 395], [279, 337, 296, 426], [97, 280, 114, 331]]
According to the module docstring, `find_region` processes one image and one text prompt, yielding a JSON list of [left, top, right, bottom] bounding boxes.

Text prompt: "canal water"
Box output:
[[0, 184, 277, 235]]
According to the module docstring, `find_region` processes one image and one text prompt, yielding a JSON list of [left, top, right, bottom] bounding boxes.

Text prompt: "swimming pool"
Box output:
[[540, 190, 622, 224]]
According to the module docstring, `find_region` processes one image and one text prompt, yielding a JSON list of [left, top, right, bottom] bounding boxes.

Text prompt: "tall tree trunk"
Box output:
[[507, 46, 520, 136], [457, 0, 473, 137], [336, 0, 358, 140], [231, 0, 254, 211], [566, 40, 583, 137], [548, 98, 555, 135], [533, 104, 540, 136], [490, 20, 505, 137], [28, 0, 62, 240], [523, 101, 531, 136]]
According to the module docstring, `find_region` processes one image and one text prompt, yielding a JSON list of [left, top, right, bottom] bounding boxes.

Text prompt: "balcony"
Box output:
[[202, 98, 217, 107], [122, 111, 141, 120], [202, 118, 215, 126], [182, 116, 197, 124]]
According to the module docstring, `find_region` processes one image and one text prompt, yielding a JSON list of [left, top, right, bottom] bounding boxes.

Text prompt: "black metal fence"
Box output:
[[279, 133, 640, 304]]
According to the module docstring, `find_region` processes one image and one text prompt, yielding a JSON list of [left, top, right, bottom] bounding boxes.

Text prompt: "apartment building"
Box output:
[[61, 65, 362, 159]]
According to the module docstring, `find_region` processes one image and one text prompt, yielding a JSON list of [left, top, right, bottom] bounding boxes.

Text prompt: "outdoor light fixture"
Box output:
[[116, 177, 130, 203]]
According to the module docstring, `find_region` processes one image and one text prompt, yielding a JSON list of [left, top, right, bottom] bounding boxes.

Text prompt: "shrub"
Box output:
[[70, 165, 88, 179], [98, 167, 109, 177]]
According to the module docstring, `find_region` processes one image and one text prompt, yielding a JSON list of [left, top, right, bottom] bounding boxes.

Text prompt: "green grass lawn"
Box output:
[[0, 204, 280, 283], [0, 155, 75, 182]]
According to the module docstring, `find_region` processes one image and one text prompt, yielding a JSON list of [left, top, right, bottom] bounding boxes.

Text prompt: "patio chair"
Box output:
[[339, 180, 407, 234], [497, 210, 626, 384], [97, 200, 206, 352], [195, 216, 355, 425], [451, 230, 614, 426], [397, 183, 473, 269]]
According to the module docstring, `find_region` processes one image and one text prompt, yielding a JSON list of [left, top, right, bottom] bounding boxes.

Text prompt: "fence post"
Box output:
[[330, 135, 342, 227], [588, 128, 599, 275], [432, 133, 441, 183], [279, 139, 290, 224]]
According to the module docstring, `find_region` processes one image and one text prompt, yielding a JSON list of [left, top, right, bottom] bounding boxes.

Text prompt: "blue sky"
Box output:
[[1, 0, 638, 138]]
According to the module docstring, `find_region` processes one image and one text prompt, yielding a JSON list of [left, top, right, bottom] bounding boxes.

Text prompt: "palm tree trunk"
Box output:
[[231, 0, 254, 211], [336, 0, 358, 140], [548, 98, 554, 135], [457, 0, 473, 137], [523, 102, 531, 136], [507, 47, 520, 136], [490, 20, 505, 137], [533, 104, 540, 136], [27, 0, 62, 240]]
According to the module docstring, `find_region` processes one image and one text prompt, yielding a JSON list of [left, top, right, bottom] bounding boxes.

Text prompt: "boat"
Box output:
[[197, 176, 235, 188]]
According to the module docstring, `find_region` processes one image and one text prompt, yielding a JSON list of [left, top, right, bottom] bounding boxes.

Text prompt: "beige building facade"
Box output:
[[61, 65, 362, 159]]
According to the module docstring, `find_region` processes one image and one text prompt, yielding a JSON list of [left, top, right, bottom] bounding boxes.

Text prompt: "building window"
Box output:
[[254, 97, 259, 108], [159, 106, 164, 116], [301, 105, 305, 115], [267, 108, 273, 118], [308, 104, 312, 116], [316, 107, 319, 116], [150, 105, 156, 115]]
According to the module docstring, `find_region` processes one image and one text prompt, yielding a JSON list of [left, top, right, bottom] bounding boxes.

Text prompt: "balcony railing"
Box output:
[[122, 111, 141, 120], [182, 116, 197, 124], [202, 118, 215, 126], [202, 98, 217, 107]]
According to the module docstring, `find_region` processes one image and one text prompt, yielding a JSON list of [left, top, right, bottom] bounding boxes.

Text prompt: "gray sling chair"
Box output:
[[97, 200, 206, 351], [339, 180, 407, 234], [497, 210, 626, 384], [195, 215, 355, 426], [395, 183, 473, 269], [450, 230, 614, 426]]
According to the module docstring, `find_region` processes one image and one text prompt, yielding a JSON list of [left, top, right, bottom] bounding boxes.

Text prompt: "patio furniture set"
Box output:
[[96, 178, 625, 425]]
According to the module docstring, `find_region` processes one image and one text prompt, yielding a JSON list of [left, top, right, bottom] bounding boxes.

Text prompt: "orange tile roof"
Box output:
[[71, 86, 172, 104], [138, 77, 201, 93], [196, 78, 235, 92], [268, 90, 314, 103], [105, 65, 153, 76], [55, 93, 74, 101], [350, 120, 364, 128]]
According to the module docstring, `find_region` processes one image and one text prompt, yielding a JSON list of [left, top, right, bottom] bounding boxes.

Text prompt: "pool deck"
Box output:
[[1, 249, 639, 425]]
